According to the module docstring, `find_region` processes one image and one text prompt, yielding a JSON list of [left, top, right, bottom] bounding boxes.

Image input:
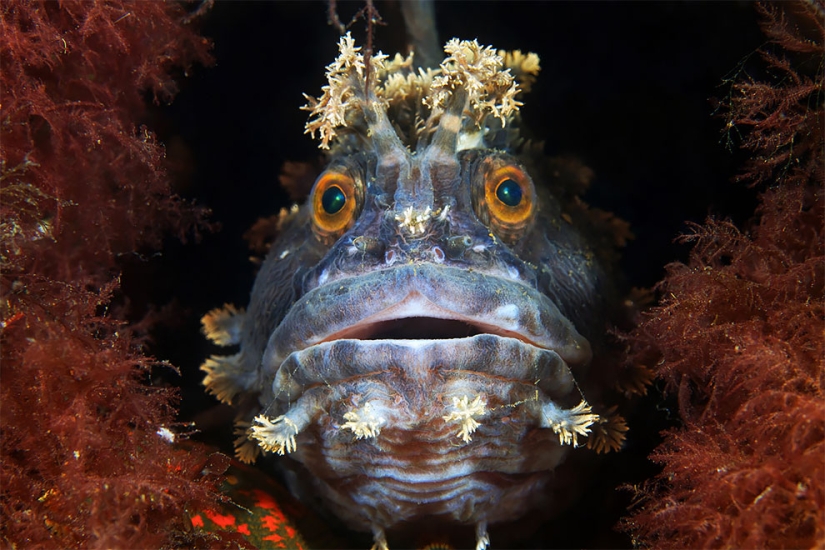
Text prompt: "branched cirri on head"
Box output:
[[201, 33, 637, 550]]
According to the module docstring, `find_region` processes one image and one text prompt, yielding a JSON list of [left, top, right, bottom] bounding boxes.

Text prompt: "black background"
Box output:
[[125, 2, 766, 547]]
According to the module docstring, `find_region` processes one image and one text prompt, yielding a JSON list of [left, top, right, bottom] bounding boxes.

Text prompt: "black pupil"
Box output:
[[321, 185, 346, 214], [496, 179, 522, 207]]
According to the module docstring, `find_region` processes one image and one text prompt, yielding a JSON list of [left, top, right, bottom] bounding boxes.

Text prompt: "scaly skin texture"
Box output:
[[202, 35, 632, 549]]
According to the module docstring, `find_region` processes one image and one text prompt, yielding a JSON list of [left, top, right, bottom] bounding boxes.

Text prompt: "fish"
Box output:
[[201, 34, 632, 550]]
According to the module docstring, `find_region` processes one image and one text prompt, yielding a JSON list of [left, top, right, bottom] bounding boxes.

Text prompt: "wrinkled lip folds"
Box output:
[[320, 292, 548, 347], [262, 264, 592, 375]]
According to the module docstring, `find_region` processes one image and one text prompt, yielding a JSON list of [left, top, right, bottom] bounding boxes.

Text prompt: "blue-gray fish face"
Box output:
[[201, 35, 628, 549]]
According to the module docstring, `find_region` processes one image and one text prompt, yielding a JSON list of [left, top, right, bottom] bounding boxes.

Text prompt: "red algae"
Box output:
[[621, 2, 824, 547], [1, 1, 212, 282], [0, 1, 235, 547]]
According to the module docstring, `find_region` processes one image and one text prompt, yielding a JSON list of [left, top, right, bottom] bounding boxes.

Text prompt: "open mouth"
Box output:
[[316, 291, 546, 346], [250, 264, 601, 482], [312, 288, 502, 343], [262, 264, 592, 377], [336, 317, 484, 341]]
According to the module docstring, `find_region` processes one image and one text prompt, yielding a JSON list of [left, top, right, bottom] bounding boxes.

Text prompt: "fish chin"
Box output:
[[253, 264, 596, 533]]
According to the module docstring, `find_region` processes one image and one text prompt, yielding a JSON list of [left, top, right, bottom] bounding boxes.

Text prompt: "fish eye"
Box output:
[[311, 170, 360, 239], [321, 185, 346, 214], [495, 178, 523, 207], [479, 163, 535, 241]]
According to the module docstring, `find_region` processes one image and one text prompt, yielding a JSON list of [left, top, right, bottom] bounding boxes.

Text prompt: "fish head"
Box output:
[[202, 34, 626, 548]]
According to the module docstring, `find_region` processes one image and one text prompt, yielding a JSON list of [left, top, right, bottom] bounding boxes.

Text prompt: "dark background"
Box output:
[[124, 1, 766, 547]]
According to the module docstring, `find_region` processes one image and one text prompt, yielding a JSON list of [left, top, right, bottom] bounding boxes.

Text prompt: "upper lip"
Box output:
[[262, 264, 592, 373], [318, 291, 546, 344]]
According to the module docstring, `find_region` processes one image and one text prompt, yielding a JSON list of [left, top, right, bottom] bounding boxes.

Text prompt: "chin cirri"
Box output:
[[201, 33, 635, 550]]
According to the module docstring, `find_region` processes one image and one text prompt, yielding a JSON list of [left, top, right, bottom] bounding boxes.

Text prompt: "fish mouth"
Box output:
[[315, 289, 561, 346], [335, 316, 486, 341], [254, 263, 596, 496], [261, 264, 591, 380]]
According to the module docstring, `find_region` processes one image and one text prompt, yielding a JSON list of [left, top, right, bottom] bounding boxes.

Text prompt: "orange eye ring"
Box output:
[[311, 171, 359, 239], [483, 164, 535, 232]]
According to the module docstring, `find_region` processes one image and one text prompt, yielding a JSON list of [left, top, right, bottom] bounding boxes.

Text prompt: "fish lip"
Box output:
[[316, 291, 544, 345], [272, 335, 579, 403], [261, 263, 591, 374]]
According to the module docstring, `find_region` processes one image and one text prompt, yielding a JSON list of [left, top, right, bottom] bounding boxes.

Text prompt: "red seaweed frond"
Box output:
[[1, 281, 231, 547], [622, 2, 825, 547], [0, 2, 228, 547], [622, 182, 824, 550], [1, 1, 213, 284], [719, 1, 824, 188]]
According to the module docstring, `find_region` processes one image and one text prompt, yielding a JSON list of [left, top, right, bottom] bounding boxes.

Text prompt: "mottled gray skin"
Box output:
[[243, 150, 612, 375], [202, 33, 626, 550], [232, 145, 618, 540]]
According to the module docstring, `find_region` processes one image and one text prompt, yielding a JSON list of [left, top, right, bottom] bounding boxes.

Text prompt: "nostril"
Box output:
[[446, 235, 473, 257], [353, 236, 385, 257]]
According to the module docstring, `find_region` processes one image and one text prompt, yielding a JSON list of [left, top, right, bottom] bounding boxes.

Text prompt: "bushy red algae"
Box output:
[[621, 3, 824, 548], [0, 2, 236, 547]]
